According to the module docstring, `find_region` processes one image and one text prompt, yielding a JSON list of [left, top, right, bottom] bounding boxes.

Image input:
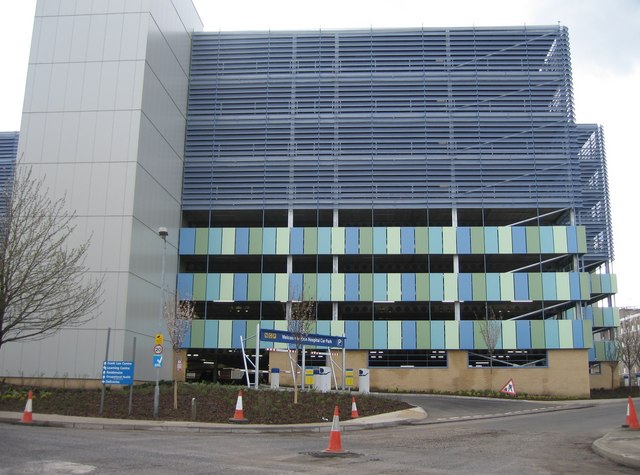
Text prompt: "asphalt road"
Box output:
[[0, 396, 633, 474]]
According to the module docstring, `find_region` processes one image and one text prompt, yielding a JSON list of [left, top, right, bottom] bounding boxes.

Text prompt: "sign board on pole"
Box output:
[[154, 344, 163, 354], [102, 361, 134, 385], [155, 333, 164, 346], [499, 378, 517, 396], [259, 328, 345, 348], [153, 355, 163, 368]]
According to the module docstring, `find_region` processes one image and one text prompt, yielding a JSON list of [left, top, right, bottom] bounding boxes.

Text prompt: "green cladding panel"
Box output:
[[195, 228, 209, 254], [530, 321, 546, 348], [472, 273, 486, 301], [415, 227, 429, 253], [360, 227, 373, 254], [193, 274, 207, 301], [190, 320, 205, 348], [360, 274, 373, 301], [221, 228, 235, 254], [498, 227, 512, 253], [416, 273, 430, 300], [359, 321, 373, 348], [331, 274, 345, 301], [276, 228, 289, 254], [388, 227, 401, 254], [442, 227, 456, 254], [470, 227, 485, 253], [304, 228, 317, 254], [416, 320, 431, 349], [525, 227, 540, 254], [444, 273, 457, 302], [332, 227, 345, 254], [249, 228, 262, 254]]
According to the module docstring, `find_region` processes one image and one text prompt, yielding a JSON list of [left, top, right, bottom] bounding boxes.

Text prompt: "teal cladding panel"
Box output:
[[431, 321, 445, 349], [542, 273, 557, 300], [206, 273, 220, 301], [317, 274, 331, 301], [262, 228, 276, 255], [544, 321, 560, 349], [374, 274, 387, 301], [373, 227, 386, 254], [540, 227, 554, 253], [208, 228, 222, 255], [429, 227, 443, 254], [484, 227, 499, 253], [430, 273, 444, 301], [204, 320, 218, 348], [261, 274, 275, 301], [486, 273, 500, 301], [318, 228, 331, 254]]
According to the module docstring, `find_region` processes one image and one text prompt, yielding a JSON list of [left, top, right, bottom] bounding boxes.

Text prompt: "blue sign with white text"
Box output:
[[101, 360, 134, 385], [153, 354, 164, 368], [260, 329, 345, 348]]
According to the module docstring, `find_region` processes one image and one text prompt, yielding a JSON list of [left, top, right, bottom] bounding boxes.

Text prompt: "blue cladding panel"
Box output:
[[457, 227, 471, 254], [486, 273, 500, 301], [178, 274, 194, 300], [233, 274, 248, 300], [232, 321, 245, 347], [512, 227, 527, 253], [569, 273, 582, 300], [235, 228, 249, 254], [179, 228, 195, 255], [572, 321, 584, 348], [514, 274, 529, 300], [290, 228, 303, 254], [401, 227, 414, 254], [345, 321, 359, 349], [402, 321, 416, 349], [458, 274, 472, 301], [318, 228, 331, 254], [346, 274, 359, 300], [206, 273, 220, 300], [545, 321, 560, 348], [459, 321, 474, 348], [401, 273, 416, 301], [516, 320, 531, 349], [566, 226, 578, 253], [289, 274, 303, 299], [346, 228, 359, 254]]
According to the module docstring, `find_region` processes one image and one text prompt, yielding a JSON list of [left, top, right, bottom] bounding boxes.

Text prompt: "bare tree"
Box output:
[[288, 294, 315, 404], [602, 334, 621, 390], [164, 294, 195, 409], [616, 318, 640, 392], [478, 307, 502, 375], [0, 167, 102, 350]]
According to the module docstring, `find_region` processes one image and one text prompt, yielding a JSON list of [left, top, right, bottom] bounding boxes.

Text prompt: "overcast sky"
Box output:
[[1, 0, 638, 307]]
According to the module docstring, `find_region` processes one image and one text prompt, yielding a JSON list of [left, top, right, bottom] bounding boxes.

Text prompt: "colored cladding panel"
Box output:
[[457, 227, 471, 254], [330, 320, 345, 339], [204, 320, 218, 348], [346, 228, 359, 254], [442, 227, 456, 254], [374, 274, 387, 301], [317, 274, 331, 301], [566, 226, 579, 253], [528, 273, 543, 301], [388, 321, 402, 349], [360, 227, 373, 254], [472, 273, 486, 301], [249, 228, 262, 254], [486, 273, 500, 301], [304, 227, 318, 254], [445, 321, 459, 349], [553, 226, 568, 253], [345, 321, 359, 349], [459, 321, 474, 349], [512, 227, 527, 254], [273, 320, 288, 349], [289, 274, 303, 300], [235, 228, 249, 255], [514, 273, 529, 301], [525, 227, 540, 254], [484, 227, 498, 254], [603, 308, 615, 327], [500, 273, 515, 301], [193, 274, 207, 301], [331, 273, 345, 301], [178, 273, 193, 300], [416, 320, 431, 349], [388, 273, 402, 301], [317, 228, 331, 254], [444, 273, 457, 302], [556, 273, 570, 300], [373, 227, 386, 254], [580, 273, 591, 299], [401, 227, 415, 254], [542, 273, 557, 300], [431, 321, 445, 349], [346, 274, 359, 300], [388, 227, 401, 254], [248, 274, 261, 300], [276, 228, 289, 254], [360, 274, 373, 301], [429, 273, 444, 301], [219, 274, 234, 300], [502, 321, 517, 349], [402, 321, 417, 350], [544, 321, 560, 349], [208, 228, 222, 255], [195, 228, 209, 255], [261, 228, 276, 255], [190, 320, 204, 348], [569, 273, 581, 300], [429, 227, 443, 254], [221, 228, 235, 254], [583, 321, 593, 348], [401, 273, 416, 301], [591, 274, 602, 294], [415, 227, 428, 253], [539, 227, 554, 253], [458, 274, 472, 301], [601, 275, 612, 294], [218, 320, 232, 348], [473, 322, 487, 350], [316, 321, 330, 337], [530, 321, 545, 348], [275, 274, 289, 301], [290, 228, 303, 255], [179, 228, 195, 255], [516, 320, 531, 349], [416, 273, 430, 300], [470, 227, 484, 254], [577, 226, 587, 253], [232, 320, 245, 347], [359, 321, 374, 349], [558, 320, 573, 348], [498, 227, 512, 253], [303, 273, 317, 300], [206, 273, 220, 301], [332, 227, 345, 254], [261, 274, 275, 301], [233, 273, 248, 300]]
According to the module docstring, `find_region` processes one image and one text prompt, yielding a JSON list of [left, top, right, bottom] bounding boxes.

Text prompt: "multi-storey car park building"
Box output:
[[0, 0, 618, 397]]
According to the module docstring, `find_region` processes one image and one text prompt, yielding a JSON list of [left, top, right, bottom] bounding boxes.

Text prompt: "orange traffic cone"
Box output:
[[324, 405, 344, 453], [351, 396, 359, 419], [622, 396, 640, 429], [21, 390, 33, 423], [228, 390, 248, 423]]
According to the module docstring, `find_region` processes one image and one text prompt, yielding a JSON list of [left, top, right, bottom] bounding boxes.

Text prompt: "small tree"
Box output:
[[164, 294, 195, 409], [0, 167, 102, 350], [288, 295, 315, 404], [616, 318, 640, 392], [478, 307, 502, 376], [602, 334, 621, 390]]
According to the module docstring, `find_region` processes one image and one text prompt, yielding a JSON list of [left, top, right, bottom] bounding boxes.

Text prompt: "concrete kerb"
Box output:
[[592, 428, 640, 470]]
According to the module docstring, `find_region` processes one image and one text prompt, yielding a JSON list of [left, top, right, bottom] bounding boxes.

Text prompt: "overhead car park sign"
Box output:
[[260, 328, 345, 348]]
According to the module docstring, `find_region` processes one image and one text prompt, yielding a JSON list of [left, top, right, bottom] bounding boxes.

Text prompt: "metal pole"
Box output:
[[99, 328, 111, 415], [153, 228, 168, 419], [254, 323, 260, 389], [128, 336, 136, 416], [301, 345, 306, 390], [342, 338, 346, 391]]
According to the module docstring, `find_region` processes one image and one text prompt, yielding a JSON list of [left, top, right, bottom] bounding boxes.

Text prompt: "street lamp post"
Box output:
[[153, 227, 168, 419]]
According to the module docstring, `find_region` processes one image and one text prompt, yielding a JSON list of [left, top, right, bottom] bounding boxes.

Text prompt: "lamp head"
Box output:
[[158, 227, 168, 237]]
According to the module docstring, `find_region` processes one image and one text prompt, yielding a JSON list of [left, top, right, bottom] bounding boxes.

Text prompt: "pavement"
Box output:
[[1, 401, 639, 470]]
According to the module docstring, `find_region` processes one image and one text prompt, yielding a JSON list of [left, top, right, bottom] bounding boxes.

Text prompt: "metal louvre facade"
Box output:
[[184, 26, 581, 210], [0, 132, 19, 216]]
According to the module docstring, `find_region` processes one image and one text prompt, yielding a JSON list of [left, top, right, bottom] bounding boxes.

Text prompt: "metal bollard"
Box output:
[[191, 397, 197, 421]]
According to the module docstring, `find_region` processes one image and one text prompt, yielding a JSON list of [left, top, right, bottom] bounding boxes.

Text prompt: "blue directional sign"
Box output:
[[153, 354, 163, 368], [101, 360, 134, 385], [259, 329, 345, 348]]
